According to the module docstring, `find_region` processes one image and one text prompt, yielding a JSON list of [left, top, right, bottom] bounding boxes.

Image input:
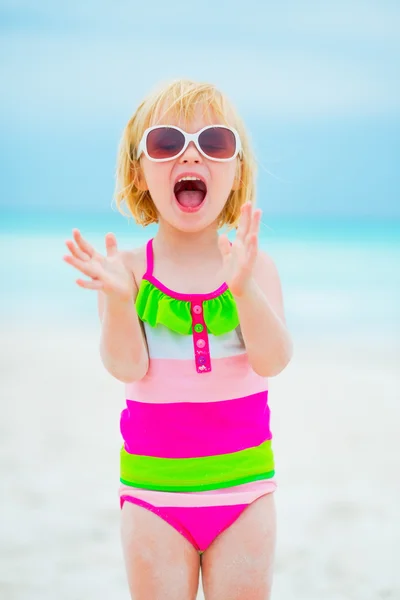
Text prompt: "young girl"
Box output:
[[64, 79, 292, 600]]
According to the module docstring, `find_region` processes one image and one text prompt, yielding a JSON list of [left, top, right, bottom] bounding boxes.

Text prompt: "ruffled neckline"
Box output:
[[134, 238, 239, 336], [135, 278, 239, 336]]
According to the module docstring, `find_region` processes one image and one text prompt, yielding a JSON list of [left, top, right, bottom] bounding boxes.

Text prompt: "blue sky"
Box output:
[[1, 0, 399, 217]]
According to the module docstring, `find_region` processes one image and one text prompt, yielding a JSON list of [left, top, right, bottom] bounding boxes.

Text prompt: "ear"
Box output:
[[232, 158, 242, 191], [132, 162, 148, 192]]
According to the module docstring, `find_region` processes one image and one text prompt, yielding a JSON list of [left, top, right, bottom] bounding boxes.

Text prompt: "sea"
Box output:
[[1, 209, 399, 346]]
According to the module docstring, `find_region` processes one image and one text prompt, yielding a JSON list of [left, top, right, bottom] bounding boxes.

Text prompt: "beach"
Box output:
[[2, 0, 400, 594], [1, 320, 399, 599], [1, 219, 399, 599]]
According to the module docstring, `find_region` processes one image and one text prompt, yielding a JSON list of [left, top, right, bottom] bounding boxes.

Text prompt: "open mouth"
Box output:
[[174, 176, 207, 211]]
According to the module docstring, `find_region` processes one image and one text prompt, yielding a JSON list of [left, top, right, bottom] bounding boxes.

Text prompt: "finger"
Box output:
[[246, 233, 258, 268], [248, 208, 262, 240], [218, 234, 231, 258], [73, 229, 96, 259], [65, 239, 89, 261], [236, 202, 251, 243], [76, 279, 104, 290], [105, 232, 118, 257], [63, 254, 100, 278]]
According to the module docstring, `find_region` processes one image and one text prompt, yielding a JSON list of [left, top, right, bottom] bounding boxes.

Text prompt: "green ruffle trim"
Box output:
[[135, 279, 239, 336]]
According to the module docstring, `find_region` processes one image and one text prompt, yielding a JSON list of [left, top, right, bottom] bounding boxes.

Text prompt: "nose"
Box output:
[[179, 141, 202, 164]]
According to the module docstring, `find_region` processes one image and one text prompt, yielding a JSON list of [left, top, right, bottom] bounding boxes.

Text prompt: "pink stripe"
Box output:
[[125, 354, 267, 404], [144, 239, 228, 301], [120, 391, 271, 458], [119, 479, 277, 507]]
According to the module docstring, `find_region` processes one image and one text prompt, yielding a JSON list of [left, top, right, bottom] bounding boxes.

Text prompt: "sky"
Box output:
[[1, 0, 399, 217]]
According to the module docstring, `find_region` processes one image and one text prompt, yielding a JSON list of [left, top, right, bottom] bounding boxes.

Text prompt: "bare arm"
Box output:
[[219, 202, 293, 378], [98, 271, 148, 383], [64, 230, 148, 383], [235, 251, 292, 377]]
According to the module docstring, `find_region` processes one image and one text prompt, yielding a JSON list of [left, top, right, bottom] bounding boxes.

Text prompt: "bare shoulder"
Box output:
[[253, 249, 286, 322], [120, 244, 147, 286], [254, 249, 281, 280], [97, 243, 147, 323]]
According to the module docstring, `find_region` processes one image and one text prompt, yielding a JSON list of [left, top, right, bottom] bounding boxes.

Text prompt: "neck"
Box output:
[[154, 219, 220, 258]]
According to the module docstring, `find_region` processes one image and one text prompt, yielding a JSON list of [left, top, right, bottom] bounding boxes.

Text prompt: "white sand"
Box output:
[[1, 325, 399, 599]]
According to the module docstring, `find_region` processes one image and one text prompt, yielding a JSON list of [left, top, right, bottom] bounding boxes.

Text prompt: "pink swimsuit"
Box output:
[[119, 239, 276, 553]]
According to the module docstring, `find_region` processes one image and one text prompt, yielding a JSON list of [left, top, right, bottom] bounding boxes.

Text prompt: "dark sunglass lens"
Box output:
[[198, 127, 237, 159], [146, 128, 185, 159]]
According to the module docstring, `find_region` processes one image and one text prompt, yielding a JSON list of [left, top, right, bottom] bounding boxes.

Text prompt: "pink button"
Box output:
[[196, 339, 206, 349], [193, 305, 202, 314]]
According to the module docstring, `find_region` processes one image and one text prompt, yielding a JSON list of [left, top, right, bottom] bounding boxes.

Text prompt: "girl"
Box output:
[[63, 79, 292, 600]]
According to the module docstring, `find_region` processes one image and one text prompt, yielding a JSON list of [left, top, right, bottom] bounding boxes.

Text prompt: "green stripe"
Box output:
[[120, 471, 275, 492], [120, 440, 275, 492]]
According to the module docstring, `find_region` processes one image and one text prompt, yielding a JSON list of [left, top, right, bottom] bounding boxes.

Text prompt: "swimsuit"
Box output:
[[119, 239, 276, 553]]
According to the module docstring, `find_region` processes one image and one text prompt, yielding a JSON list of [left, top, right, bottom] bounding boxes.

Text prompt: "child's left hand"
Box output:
[[219, 202, 262, 298]]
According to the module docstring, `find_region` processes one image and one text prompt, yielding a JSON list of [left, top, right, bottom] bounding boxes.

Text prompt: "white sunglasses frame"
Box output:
[[136, 124, 243, 163]]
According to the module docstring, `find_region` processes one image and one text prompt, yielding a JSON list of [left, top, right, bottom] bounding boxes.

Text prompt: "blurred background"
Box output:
[[1, 2, 399, 599]]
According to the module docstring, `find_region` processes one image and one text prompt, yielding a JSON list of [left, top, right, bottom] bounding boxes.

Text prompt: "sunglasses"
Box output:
[[136, 125, 243, 163]]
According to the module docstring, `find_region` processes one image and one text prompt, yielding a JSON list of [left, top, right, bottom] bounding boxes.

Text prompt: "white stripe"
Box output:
[[144, 323, 246, 360]]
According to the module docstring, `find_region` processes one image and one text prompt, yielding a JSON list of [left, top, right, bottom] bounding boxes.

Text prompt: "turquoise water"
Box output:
[[1, 210, 399, 342]]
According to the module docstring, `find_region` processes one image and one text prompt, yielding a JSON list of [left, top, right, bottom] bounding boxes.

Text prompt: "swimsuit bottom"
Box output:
[[119, 479, 277, 553]]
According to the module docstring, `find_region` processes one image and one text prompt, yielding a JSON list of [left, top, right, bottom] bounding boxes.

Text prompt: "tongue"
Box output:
[[176, 190, 204, 208]]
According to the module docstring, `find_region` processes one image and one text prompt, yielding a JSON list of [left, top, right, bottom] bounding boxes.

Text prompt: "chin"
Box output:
[[155, 194, 226, 233], [172, 201, 222, 232], [170, 215, 216, 234]]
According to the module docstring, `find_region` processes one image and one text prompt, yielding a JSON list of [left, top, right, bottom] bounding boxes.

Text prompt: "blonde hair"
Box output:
[[114, 79, 257, 228]]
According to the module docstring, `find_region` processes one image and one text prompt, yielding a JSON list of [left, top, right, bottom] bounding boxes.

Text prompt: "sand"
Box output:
[[1, 324, 399, 599]]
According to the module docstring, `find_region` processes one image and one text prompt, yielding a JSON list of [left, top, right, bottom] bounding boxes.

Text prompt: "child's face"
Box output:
[[139, 104, 240, 233]]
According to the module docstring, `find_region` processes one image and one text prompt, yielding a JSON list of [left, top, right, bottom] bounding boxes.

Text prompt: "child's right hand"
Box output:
[[63, 229, 134, 303]]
